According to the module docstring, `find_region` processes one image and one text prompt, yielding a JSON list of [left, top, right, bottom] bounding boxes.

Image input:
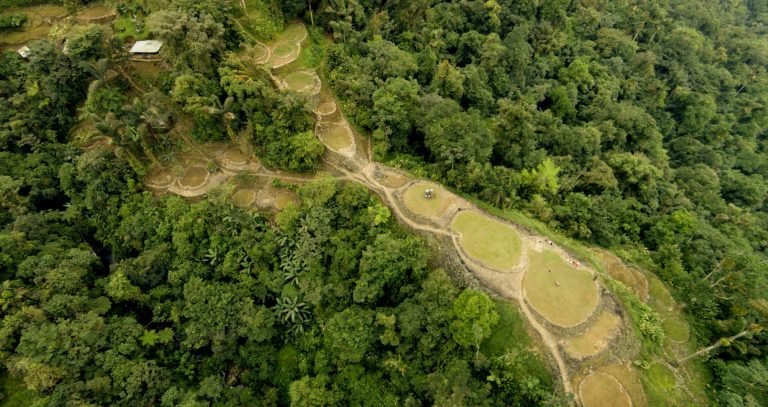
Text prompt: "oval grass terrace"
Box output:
[[450, 210, 523, 273], [523, 248, 600, 328], [578, 372, 633, 407]]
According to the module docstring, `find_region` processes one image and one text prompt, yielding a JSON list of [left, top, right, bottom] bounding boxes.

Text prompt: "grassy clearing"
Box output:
[[0, 24, 49, 45], [2, 5, 66, 18], [462, 196, 605, 271], [146, 167, 173, 187], [317, 124, 353, 151], [402, 181, 454, 219], [662, 317, 690, 342], [113, 16, 149, 41], [377, 171, 408, 189], [643, 363, 678, 404], [0, 372, 34, 407], [579, 372, 632, 407], [451, 210, 522, 272], [648, 276, 675, 311], [281, 23, 307, 42], [221, 147, 248, 164], [523, 249, 599, 327], [563, 311, 621, 358]]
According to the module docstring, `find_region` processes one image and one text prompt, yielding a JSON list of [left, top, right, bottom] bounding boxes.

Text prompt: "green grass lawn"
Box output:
[[648, 277, 675, 311], [523, 249, 599, 327], [113, 16, 149, 41], [451, 210, 522, 272], [662, 317, 690, 342], [232, 189, 256, 207], [643, 363, 678, 404]]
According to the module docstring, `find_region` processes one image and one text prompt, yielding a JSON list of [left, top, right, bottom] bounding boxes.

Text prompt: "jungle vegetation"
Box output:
[[1, 0, 768, 406]]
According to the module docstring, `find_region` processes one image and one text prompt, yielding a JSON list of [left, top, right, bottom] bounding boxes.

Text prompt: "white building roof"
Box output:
[[129, 40, 163, 54], [17, 45, 31, 58]]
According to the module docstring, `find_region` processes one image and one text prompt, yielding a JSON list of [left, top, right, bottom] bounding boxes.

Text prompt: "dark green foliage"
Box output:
[[321, 1, 768, 402], [0, 14, 27, 31], [2, 36, 556, 397]]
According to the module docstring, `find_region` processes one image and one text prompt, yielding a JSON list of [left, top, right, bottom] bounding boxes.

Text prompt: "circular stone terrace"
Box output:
[[522, 248, 600, 328], [282, 70, 321, 94], [578, 372, 632, 407], [145, 167, 174, 189], [315, 122, 355, 154], [231, 189, 257, 208], [401, 181, 466, 225], [315, 100, 337, 116], [177, 166, 210, 190]]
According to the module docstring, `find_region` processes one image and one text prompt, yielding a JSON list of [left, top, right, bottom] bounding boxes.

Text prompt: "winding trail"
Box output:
[[145, 23, 661, 406]]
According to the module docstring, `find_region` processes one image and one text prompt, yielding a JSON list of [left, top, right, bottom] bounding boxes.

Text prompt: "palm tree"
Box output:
[[678, 299, 768, 364], [274, 296, 311, 328]]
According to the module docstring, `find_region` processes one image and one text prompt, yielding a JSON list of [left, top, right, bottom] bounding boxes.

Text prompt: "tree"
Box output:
[[323, 307, 374, 364], [424, 108, 493, 167], [371, 77, 419, 153], [450, 289, 499, 351], [146, 10, 225, 72], [353, 233, 427, 304], [678, 299, 768, 364]]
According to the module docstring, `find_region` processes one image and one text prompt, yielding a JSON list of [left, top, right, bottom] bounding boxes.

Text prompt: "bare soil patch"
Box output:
[[579, 372, 632, 407], [523, 248, 600, 327], [451, 210, 523, 272], [563, 311, 621, 359]]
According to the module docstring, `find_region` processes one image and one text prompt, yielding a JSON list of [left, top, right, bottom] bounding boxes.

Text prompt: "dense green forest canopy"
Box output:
[[0, 1, 560, 406], [308, 1, 768, 404], [1, 0, 768, 405]]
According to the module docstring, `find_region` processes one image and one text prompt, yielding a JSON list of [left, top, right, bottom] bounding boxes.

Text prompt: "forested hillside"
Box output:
[[0, 0, 559, 406], [297, 1, 768, 404], [2, 0, 768, 405]]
